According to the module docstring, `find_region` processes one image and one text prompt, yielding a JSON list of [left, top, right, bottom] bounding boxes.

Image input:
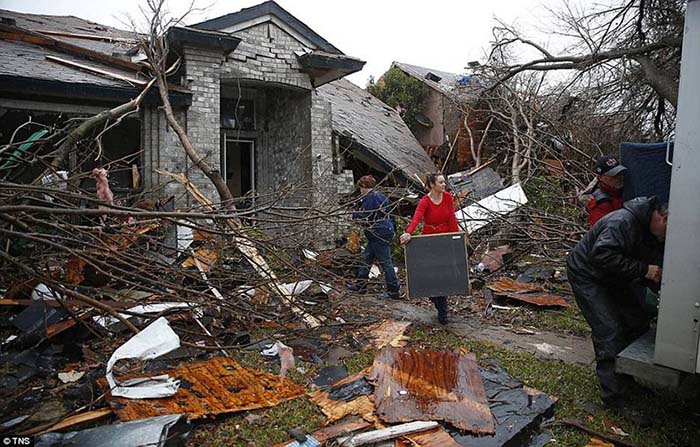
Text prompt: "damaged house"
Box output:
[[389, 62, 482, 172], [0, 1, 435, 218]]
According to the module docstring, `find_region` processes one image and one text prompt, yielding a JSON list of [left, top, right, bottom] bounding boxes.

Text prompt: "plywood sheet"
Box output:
[[103, 356, 304, 421], [371, 348, 494, 434], [404, 233, 469, 299]]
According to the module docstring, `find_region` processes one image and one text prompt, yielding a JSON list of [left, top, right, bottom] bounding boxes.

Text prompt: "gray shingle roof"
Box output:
[[318, 79, 437, 185], [0, 9, 137, 56], [392, 61, 461, 96], [0, 39, 135, 87]]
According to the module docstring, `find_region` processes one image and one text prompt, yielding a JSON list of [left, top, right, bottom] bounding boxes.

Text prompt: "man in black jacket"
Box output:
[[567, 196, 668, 412]]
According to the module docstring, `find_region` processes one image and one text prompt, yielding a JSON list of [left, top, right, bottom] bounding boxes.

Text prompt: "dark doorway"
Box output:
[[223, 138, 254, 198]]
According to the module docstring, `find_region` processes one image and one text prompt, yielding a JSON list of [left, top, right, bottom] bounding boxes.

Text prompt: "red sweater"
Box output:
[[587, 183, 623, 227], [406, 192, 460, 235]]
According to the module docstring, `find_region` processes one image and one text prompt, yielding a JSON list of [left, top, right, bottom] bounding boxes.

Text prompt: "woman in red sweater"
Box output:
[[400, 173, 459, 324]]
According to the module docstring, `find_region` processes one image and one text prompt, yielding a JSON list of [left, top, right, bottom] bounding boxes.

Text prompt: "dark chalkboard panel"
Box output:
[[404, 232, 469, 299]]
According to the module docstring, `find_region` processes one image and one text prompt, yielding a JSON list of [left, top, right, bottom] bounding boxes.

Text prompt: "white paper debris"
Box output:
[[58, 370, 85, 383], [282, 280, 313, 296], [261, 344, 278, 357], [31, 283, 64, 301], [456, 183, 528, 234], [318, 283, 332, 294], [529, 342, 571, 355], [40, 170, 68, 203], [93, 303, 191, 328], [302, 249, 319, 261], [106, 317, 181, 399], [176, 224, 194, 253], [368, 265, 381, 279]]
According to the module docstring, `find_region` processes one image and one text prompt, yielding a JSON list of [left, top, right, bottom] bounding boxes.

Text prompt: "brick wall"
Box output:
[[182, 46, 223, 204], [222, 22, 312, 90]]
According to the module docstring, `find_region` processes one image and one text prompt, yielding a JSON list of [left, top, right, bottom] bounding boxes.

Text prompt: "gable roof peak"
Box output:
[[192, 1, 341, 54]]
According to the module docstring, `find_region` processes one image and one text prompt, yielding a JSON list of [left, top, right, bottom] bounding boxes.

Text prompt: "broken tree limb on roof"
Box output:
[[157, 169, 322, 328], [370, 347, 494, 434]]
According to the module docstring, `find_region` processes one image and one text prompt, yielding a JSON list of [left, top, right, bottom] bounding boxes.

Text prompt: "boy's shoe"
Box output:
[[381, 291, 401, 300], [438, 314, 448, 325]]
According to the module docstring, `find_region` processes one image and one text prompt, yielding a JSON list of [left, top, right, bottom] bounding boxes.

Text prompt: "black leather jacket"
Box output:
[[568, 197, 664, 284]]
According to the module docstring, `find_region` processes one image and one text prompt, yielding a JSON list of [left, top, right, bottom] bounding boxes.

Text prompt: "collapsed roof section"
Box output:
[[318, 79, 437, 187]]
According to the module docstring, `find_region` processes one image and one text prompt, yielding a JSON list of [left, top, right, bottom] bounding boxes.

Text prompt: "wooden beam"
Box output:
[[0, 24, 141, 71], [30, 29, 138, 44], [46, 55, 146, 87]]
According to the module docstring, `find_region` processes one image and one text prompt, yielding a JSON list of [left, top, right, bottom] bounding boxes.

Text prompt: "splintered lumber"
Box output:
[[22, 408, 113, 436], [308, 370, 376, 423], [45, 55, 147, 86], [102, 356, 304, 421], [363, 320, 411, 350], [336, 421, 439, 447], [271, 418, 372, 447], [157, 169, 321, 327], [370, 347, 494, 434]]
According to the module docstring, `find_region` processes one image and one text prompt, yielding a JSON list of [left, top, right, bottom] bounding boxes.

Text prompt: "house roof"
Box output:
[[193, 1, 342, 54], [0, 9, 138, 56], [318, 79, 437, 186], [0, 11, 190, 106], [392, 61, 462, 96]]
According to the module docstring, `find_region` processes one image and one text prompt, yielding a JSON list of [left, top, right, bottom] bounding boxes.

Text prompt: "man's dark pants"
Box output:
[[567, 266, 650, 403], [357, 236, 399, 293]]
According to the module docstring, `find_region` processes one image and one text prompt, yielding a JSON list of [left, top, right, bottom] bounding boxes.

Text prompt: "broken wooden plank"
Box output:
[[31, 29, 138, 44], [102, 356, 304, 421], [0, 23, 141, 71], [308, 369, 376, 423], [157, 169, 321, 327], [46, 55, 147, 86], [22, 408, 113, 436], [370, 347, 494, 434], [272, 418, 372, 447], [337, 421, 439, 447], [363, 320, 411, 350]]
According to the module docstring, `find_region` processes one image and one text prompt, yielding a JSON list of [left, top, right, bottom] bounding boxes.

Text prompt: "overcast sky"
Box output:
[[0, 0, 561, 86]]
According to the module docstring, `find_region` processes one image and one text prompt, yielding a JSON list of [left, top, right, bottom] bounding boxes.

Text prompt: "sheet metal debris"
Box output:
[[456, 183, 528, 234], [370, 347, 494, 434], [104, 356, 305, 421], [36, 413, 191, 447], [106, 317, 181, 399], [487, 278, 569, 307]]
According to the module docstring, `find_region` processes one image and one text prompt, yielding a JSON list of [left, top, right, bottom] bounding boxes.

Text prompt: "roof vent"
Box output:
[[425, 72, 442, 83], [1, 17, 17, 26]]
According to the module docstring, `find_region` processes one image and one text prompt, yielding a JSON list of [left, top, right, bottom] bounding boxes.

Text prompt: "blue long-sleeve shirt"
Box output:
[[353, 192, 395, 243]]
